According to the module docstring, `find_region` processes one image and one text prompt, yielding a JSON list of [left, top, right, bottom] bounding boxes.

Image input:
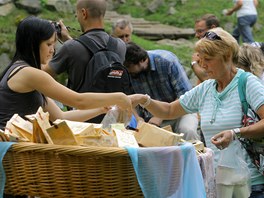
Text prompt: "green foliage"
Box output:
[[0, 9, 28, 48], [118, 0, 232, 27], [40, 0, 47, 7], [116, 0, 264, 68], [132, 35, 195, 67], [1, 0, 264, 71]]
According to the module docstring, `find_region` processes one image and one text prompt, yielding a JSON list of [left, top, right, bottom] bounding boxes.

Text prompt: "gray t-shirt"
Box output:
[[49, 29, 126, 91]]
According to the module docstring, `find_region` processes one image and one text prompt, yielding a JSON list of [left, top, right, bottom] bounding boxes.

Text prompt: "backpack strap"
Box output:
[[106, 37, 118, 51], [73, 35, 104, 92], [75, 35, 117, 54], [73, 35, 120, 92], [238, 72, 251, 115], [75, 35, 103, 54]]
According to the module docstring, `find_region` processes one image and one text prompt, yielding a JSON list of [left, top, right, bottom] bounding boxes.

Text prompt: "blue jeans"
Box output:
[[232, 15, 257, 43], [249, 184, 264, 198]]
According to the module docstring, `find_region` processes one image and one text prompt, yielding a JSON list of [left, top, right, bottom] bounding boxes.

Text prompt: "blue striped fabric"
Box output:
[[0, 142, 15, 197], [125, 143, 206, 198]]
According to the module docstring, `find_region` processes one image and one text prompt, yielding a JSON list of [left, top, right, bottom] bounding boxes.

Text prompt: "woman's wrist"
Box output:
[[139, 94, 151, 108], [101, 107, 109, 114], [231, 128, 241, 140]]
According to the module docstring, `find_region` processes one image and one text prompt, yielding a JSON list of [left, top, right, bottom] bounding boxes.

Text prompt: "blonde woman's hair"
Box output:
[[195, 27, 239, 64], [238, 43, 264, 78]]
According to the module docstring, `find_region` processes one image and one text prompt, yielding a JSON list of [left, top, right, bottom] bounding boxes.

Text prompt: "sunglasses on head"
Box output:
[[203, 31, 222, 41]]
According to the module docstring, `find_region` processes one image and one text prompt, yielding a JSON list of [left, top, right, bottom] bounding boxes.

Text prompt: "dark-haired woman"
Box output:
[[0, 16, 131, 131]]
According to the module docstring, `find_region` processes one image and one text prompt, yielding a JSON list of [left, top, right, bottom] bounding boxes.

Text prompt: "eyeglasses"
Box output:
[[203, 31, 222, 41], [118, 34, 130, 39], [195, 29, 207, 34]]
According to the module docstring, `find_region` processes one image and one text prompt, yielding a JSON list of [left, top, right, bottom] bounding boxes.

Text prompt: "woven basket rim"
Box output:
[[9, 142, 129, 157]]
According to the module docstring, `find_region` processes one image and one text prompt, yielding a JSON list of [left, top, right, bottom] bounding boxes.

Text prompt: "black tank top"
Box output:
[[0, 61, 44, 130]]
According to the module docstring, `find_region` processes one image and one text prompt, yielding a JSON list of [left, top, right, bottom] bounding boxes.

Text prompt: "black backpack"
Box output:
[[74, 35, 132, 123], [75, 35, 132, 95]]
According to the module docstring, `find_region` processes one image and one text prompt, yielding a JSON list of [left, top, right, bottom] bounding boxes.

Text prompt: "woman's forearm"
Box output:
[[140, 95, 186, 120], [60, 108, 106, 122]]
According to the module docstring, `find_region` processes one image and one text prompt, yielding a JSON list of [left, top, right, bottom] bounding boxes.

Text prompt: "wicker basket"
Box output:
[[3, 143, 143, 198]]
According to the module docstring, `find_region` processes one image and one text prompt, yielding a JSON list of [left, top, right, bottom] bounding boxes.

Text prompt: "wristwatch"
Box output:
[[191, 61, 197, 69], [232, 128, 241, 139]]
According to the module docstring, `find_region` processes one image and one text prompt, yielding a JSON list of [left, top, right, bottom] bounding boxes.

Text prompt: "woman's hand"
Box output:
[[148, 117, 163, 127], [128, 94, 147, 108], [225, 9, 233, 16], [101, 106, 111, 114], [211, 130, 234, 150], [192, 52, 200, 62], [116, 93, 133, 118]]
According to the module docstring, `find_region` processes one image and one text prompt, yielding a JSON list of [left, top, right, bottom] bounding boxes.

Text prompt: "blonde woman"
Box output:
[[130, 27, 264, 197], [0, 16, 132, 131], [237, 43, 264, 80]]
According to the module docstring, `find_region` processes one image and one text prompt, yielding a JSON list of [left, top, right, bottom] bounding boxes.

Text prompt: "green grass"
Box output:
[[117, 0, 232, 26], [116, 0, 264, 68], [131, 35, 196, 67]]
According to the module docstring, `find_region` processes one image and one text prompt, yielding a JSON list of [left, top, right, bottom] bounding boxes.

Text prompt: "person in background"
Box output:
[[192, 14, 220, 144], [237, 43, 264, 80], [250, 41, 263, 48], [129, 27, 264, 197], [225, 0, 258, 43], [192, 14, 220, 83], [124, 42, 199, 140], [250, 41, 264, 55], [0, 16, 132, 132], [43, 0, 126, 88], [111, 19, 133, 43], [42, 0, 127, 123]]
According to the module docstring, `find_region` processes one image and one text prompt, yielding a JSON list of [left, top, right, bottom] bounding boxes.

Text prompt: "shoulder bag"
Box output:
[[238, 72, 264, 175]]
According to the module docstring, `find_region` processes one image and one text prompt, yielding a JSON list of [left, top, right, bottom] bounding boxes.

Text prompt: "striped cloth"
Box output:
[[125, 142, 206, 198], [0, 142, 15, 197]]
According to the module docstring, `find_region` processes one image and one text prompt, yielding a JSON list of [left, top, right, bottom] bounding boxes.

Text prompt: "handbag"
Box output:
[[238, 72, 264, 175]]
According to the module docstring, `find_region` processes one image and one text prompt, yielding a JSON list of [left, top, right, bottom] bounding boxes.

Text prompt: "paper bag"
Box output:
[[135, 122, 183, 147], [76, 134, 117, 147], [26, 107, 53, 144], [46, 121, 78, 145], [113, 129, 139, 148], [30, 118, 47, 144], [11, 114, 33, 141], [53, 119, 96, 136], [4, 114, 30, 142]]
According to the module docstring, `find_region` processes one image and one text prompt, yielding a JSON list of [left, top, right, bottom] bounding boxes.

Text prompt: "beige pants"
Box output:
[[216, 184, 251, 198], [161, 113, 199, 140]]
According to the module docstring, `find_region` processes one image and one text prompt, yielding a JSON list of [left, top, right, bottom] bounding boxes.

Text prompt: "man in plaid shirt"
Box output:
[[124, 42, 199, 140]]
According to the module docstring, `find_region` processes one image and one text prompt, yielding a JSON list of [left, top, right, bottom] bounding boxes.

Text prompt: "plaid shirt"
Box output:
[[132, 50, 192, 101], [131, 50, 192, 119]]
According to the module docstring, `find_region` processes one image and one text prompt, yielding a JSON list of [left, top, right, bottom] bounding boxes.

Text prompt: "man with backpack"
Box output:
[[43, 0, 131, 123]]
